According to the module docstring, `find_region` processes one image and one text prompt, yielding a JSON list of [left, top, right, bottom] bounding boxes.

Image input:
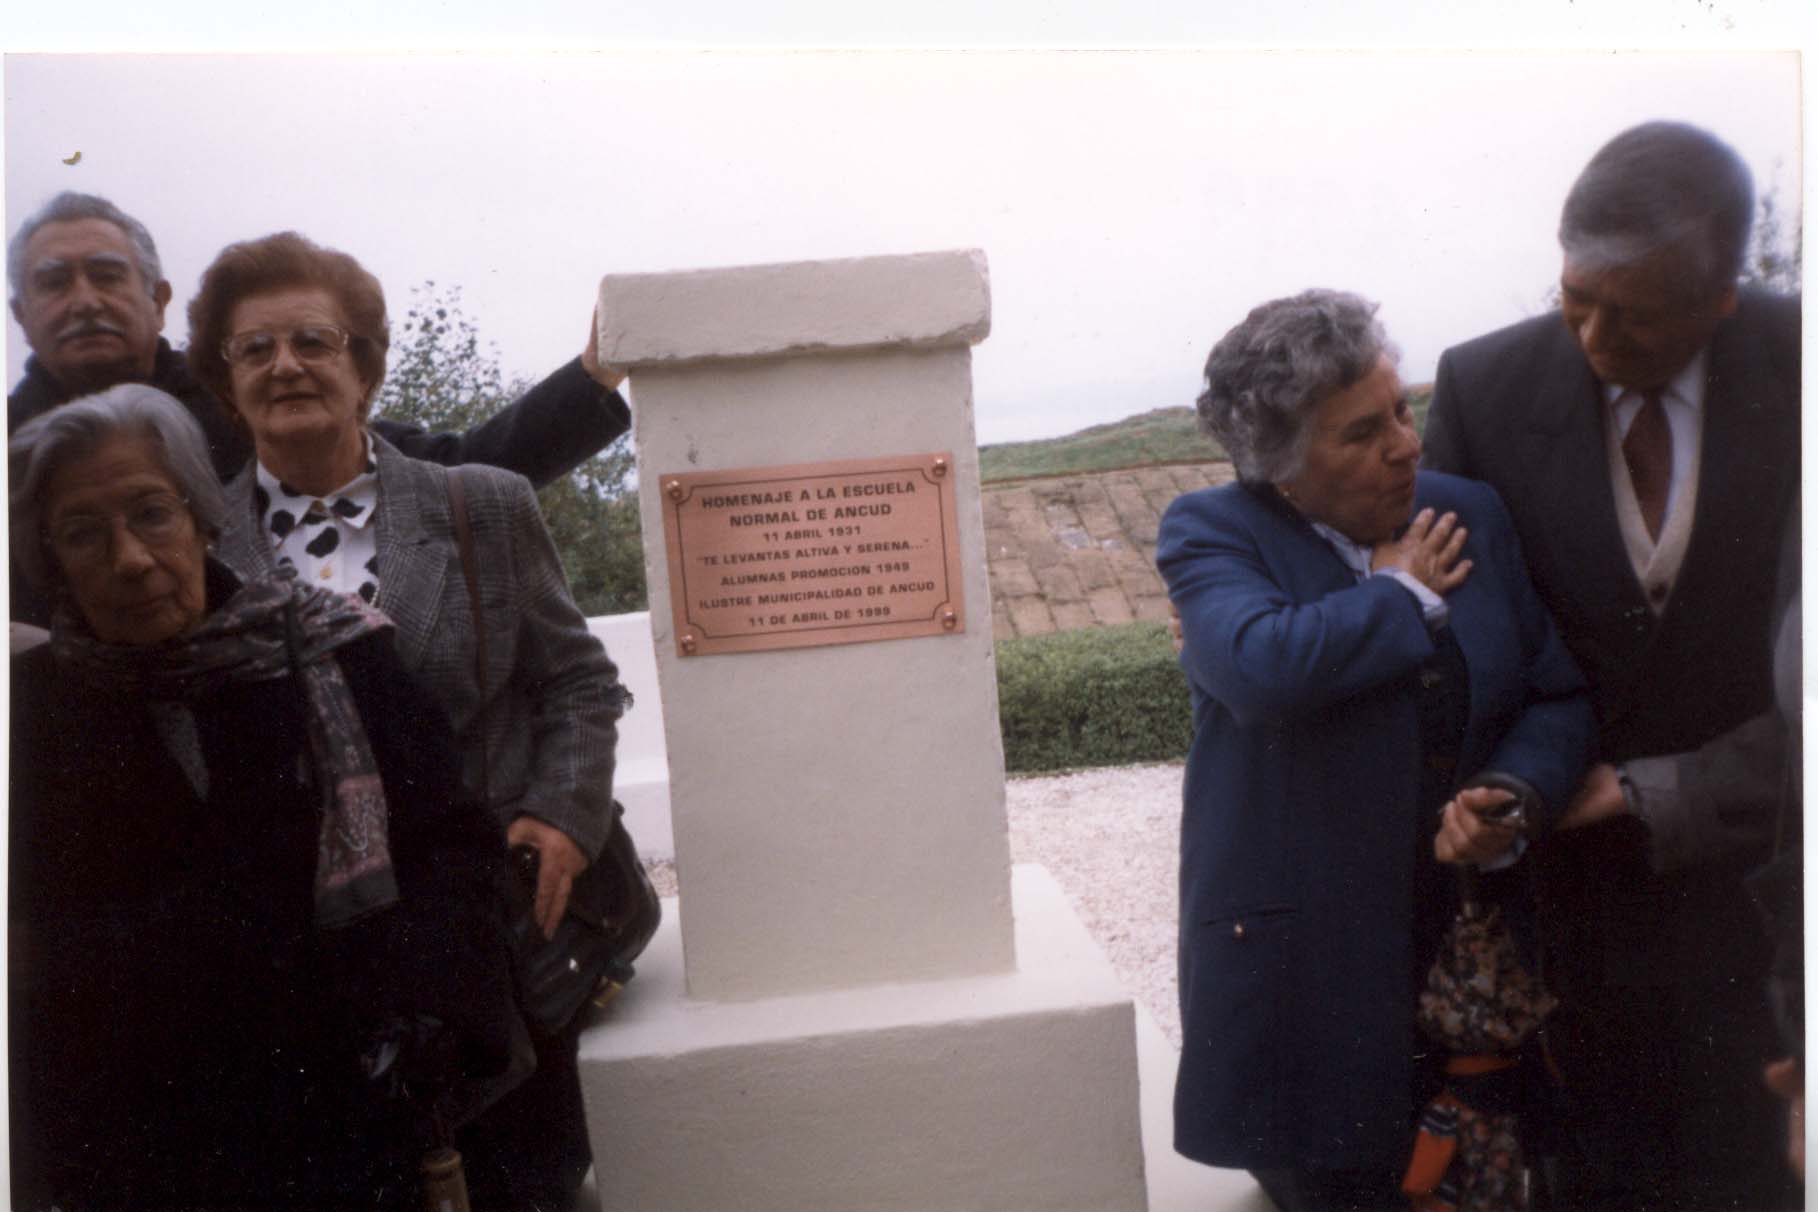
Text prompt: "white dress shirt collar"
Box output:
[[252, 431, 383, 602], [1602, 347, 1708, 418]]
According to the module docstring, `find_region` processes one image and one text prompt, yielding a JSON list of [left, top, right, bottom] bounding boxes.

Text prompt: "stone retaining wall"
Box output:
[[983, 460, 1236, 639]]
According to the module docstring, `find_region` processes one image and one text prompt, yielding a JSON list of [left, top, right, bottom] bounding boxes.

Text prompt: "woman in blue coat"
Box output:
[[1158, 290, 1592, 1211]]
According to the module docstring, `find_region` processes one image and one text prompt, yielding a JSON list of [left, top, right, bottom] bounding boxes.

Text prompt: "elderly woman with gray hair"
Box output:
[[8, 384, 521, 1209], [1157, 289, 1593, 1210]]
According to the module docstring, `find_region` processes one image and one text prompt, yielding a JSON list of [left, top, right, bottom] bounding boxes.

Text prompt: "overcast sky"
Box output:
[[2, 43, 1804, 445]]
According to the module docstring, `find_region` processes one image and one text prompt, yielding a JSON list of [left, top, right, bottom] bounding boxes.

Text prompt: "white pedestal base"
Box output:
[[578, 864, 1148, 1211], [612, 767, 673, 860]]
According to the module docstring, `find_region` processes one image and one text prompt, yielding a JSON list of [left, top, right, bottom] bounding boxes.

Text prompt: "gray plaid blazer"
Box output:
[[217, 435, 625, 859]]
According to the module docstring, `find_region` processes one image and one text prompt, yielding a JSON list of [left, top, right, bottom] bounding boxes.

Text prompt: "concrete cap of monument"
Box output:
[[599, 249, 991, 367]]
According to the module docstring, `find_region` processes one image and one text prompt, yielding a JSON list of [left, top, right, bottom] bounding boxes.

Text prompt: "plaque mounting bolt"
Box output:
[[931, 458, 949, 478], [941, 608, 958, 630], [680, 633, 698, 654], [666, 480, 685, 501]]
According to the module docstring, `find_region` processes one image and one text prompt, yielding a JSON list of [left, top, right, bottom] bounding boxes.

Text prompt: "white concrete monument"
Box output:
[[579, 250, 1148, 1211], [585, 612, 673, 858]]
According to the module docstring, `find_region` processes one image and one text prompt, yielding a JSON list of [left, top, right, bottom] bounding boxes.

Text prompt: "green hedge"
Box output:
[[995, 621, 1194, 773]]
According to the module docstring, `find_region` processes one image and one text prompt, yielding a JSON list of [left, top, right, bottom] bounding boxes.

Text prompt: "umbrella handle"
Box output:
[[421, 1146, 471, 1212], [1452, 770, 1542, 917]]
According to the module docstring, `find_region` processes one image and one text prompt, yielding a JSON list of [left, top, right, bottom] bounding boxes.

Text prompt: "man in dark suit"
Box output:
[[8, 191, 630, 624], [1422, 121, 1800, 1210]]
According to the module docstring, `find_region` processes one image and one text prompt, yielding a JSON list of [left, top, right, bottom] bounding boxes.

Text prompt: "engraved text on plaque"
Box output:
[[660, 452, 967, 656]]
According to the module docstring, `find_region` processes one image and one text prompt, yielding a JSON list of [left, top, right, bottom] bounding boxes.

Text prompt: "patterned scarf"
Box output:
[[51, 567, 400, 927]]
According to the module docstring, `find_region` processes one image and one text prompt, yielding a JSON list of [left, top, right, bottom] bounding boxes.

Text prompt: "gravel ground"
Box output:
[[645, 760, 1187, 1047], [1005, 762, 1184, 1047]]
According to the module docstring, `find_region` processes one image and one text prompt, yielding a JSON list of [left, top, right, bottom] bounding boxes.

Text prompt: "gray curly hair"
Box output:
[[8, 192, 165, 307], [1195, 289, 1397, 486], [9, 384, 224, 592]]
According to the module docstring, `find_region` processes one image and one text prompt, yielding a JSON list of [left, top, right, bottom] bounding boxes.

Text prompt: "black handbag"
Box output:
[[447, 468, 661, 1038], [504, 801, 661, 1034]]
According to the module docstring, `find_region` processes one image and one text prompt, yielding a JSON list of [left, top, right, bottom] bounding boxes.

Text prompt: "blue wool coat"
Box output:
[[1157, 471, 1592, 1170]]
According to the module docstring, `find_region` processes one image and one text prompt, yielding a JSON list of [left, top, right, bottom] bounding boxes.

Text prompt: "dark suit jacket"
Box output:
[[9, 339, 631, 627], [1157, 472, 1591, 1169], [7, 338, 630, 488], [1422, 290, 1799, 761], [1422, 290, 1800, 985]]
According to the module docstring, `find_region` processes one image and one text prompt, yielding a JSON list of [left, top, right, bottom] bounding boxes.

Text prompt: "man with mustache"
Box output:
[[8, 191, 629, 624], [1422, 121, 1800, 1211]]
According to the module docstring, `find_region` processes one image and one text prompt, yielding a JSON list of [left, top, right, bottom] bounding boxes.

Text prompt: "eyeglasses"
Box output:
[[220, 324, 352, 369], [47, 492, 194, 566]]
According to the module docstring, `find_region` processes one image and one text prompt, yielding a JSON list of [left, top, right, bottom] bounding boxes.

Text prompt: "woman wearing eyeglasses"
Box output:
[[187, 231, 625, 1212], [8, 385, 523, 1209]]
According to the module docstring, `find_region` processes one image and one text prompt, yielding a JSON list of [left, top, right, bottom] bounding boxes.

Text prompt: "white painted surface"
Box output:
[[585, 612, 674, 858], [592, 251, 1145, 1210], [600, 248, 991, 367], [574, 952, 1258, 1212], [1133, 998, 1274, 1212], [609, 252, 1014, 1001], [579, 865, 1147, 1212]]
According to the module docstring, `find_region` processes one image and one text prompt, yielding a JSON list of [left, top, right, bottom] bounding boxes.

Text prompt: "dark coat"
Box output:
[[1422, 290, 1800, 764], [8, 338, 631, 626], [8, 583, 518, 1210], [1420, 293, 1800, 987], [218, 438, 624, 858], [1420, 292, 1802, 1207], [217, 441, 626, 1205], [1157, 471, 1591, 1170]]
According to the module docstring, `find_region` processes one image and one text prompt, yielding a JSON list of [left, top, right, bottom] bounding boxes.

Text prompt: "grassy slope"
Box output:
[[979, 386, 1434, 483]]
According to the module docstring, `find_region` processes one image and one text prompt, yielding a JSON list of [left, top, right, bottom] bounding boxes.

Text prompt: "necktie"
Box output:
[[1623, 391, 1672, 540]]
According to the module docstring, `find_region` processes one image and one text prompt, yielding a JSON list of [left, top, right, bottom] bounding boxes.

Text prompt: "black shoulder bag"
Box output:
[[446, 468, 661, 1037]]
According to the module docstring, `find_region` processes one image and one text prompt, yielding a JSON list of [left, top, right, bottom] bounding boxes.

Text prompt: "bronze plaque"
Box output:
[[659, 452, 967, 656]]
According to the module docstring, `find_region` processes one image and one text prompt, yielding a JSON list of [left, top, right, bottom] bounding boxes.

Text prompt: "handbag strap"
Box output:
[[445, 467, 490, 804]]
